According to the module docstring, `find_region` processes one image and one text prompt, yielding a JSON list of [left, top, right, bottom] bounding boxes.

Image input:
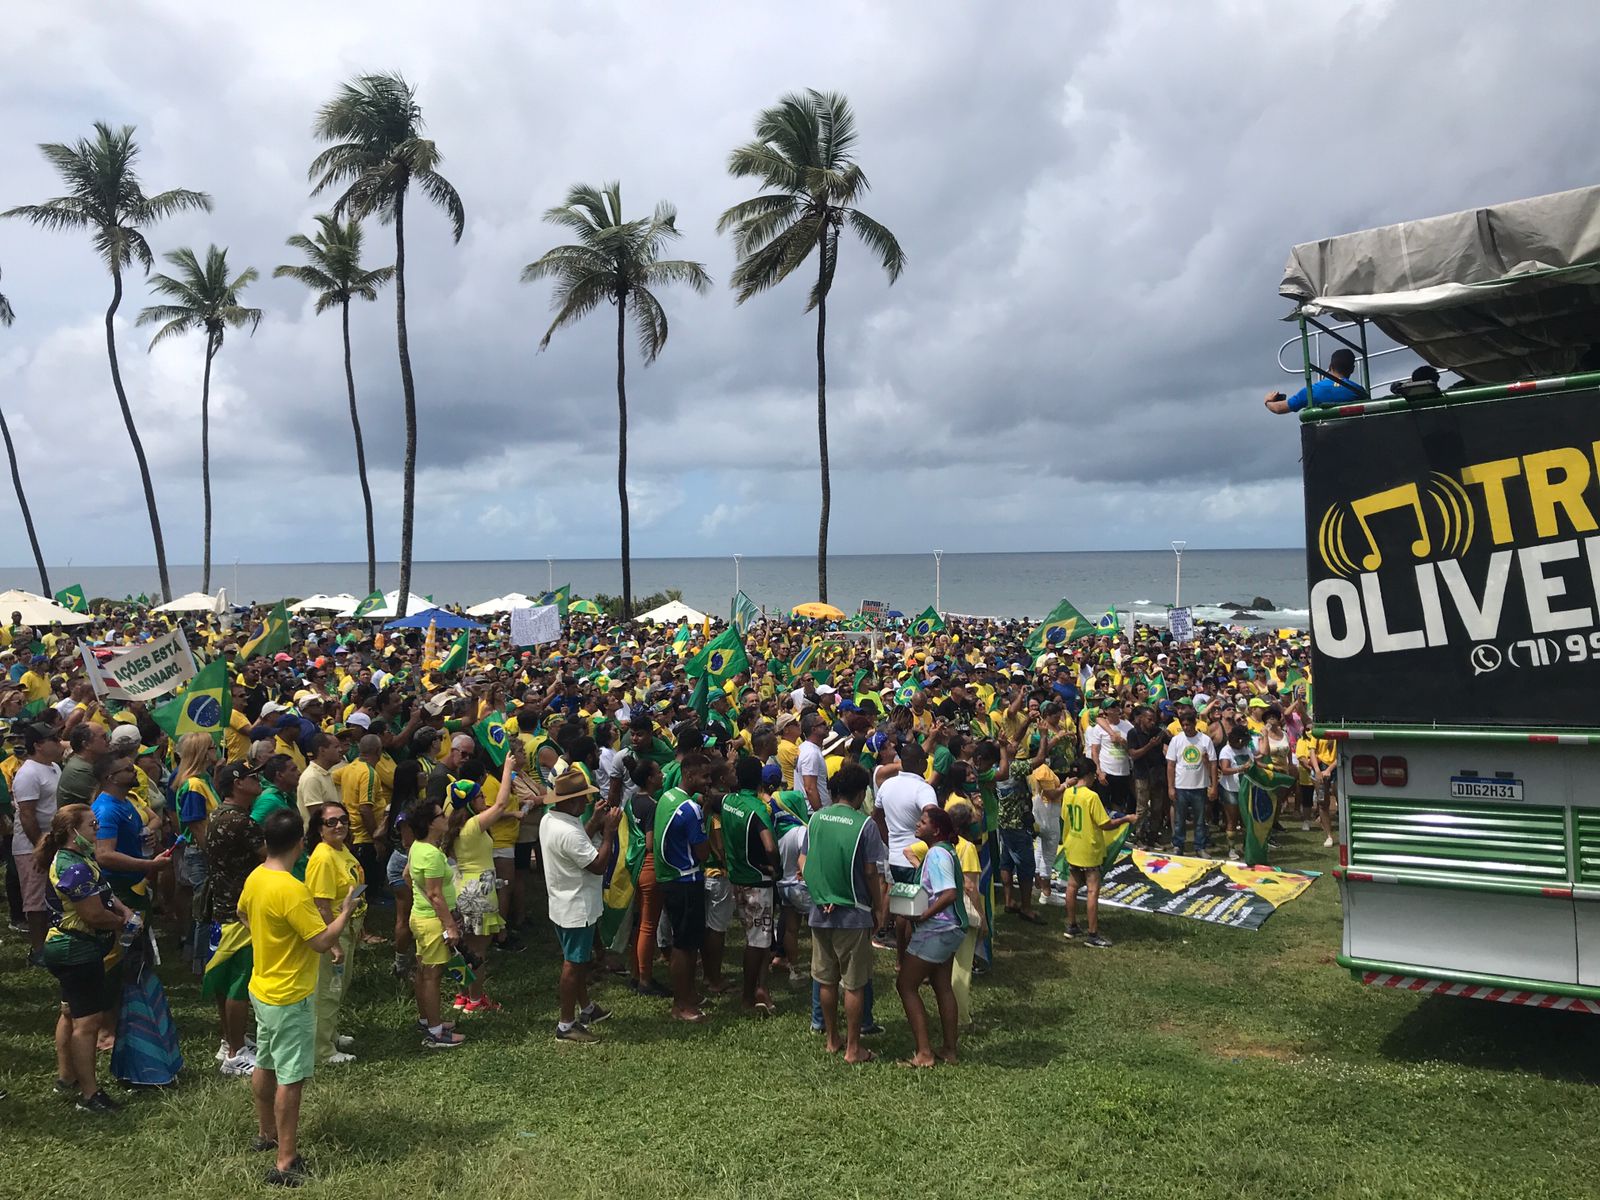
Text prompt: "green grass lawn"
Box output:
[[3, 827, 1597, 1199]]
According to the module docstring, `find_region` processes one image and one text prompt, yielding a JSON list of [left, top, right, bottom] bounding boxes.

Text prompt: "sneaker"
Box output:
[[578, 1003, 611, 1026], [264, 1156, 308, 1188], [809, 1023, 825, 1034], [1301, 820, 1312, 832], [451, 992, 472, 1011], [1169, 846, 1183, 856], [1227, 848, 1241, 861], [1323, 836, 1335, 848], [215, 1039, 229, 1063], [334, 1035, 355, 1052], [638, 980, 672, 998], [461, 996, 504, 1015], [493, 933, 526, 953], [1085, 933, 1113, 949], [860, 1021, 886, 1038], [421, 1027, 466, 1049], [249, 1136, 279, 1153], [220, 1049, 256, 1077], [1063, 924, 1083, 940], [556, 1023, 597, 1043], [74, 1089, 119, 1114], [323, 1051, 356, 1065], [53, 1077, 76, 1098]]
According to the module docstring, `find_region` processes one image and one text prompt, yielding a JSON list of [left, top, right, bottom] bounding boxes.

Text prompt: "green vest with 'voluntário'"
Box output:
[[803, 803, 872, 911]]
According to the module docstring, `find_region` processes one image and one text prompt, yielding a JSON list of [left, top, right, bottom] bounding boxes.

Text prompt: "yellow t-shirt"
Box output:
[[19, 670, 50, 703], [777, 739, 800, 789], [238, 865, 326, 1005], [225, 710, 253, 764], [339, 759, 380, 845], [905, 836, 981, 875], [1061, 784, 1111, 869], [455, 811, 496, 880], [1030, 763, 1062, 804], [305, 841, 366, 921], [275, 736, 307, 772]]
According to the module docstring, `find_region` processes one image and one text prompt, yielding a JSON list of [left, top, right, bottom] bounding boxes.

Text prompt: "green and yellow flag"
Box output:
[[437, 630, 469, 675], [53, 585, 88, 614], [152, 656, 232, 746], [1027, 599, 1094, 655], [730, 591, 759, 637], [239, 601, 289, 662], [909, 606, 946, 638], [473, 709, 510, 766], [686, 627, 749, 685], [1097, 607, 1122, 635], [352, 590, 385, 618], [1240, 758, 1296, 866], [672, 620, 691, 656], [1144, 672, 1169, 702], [688, 673, 709, 723], [537, 584, 571, 618]]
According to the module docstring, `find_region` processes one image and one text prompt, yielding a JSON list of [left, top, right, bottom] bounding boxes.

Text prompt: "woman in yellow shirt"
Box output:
[[304, 801, 365, 1065]]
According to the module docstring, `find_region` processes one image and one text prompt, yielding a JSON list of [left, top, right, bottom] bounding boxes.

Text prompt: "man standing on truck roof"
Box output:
[[1264, 347, 1366, 414]]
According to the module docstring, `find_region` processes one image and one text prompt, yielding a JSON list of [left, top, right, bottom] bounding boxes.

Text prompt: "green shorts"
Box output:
[[249, 994, 316, 1085]]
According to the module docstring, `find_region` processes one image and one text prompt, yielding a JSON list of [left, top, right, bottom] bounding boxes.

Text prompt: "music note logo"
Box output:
[[1317, 472, 1475, 578]]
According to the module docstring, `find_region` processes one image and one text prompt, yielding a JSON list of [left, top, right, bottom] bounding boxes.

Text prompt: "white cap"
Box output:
[[346, 711, 372, 729], [260, 701, 286, 717]]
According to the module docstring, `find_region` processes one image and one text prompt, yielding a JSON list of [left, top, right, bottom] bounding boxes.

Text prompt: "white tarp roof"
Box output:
[[1280, 185, 1600, 384], [152, 590, 225, 614], [338, 590, 433, 619], [634, 599, 707, 626], [465, 592, 536, 616], [0, 588, 93, 626], [290, 593, 359, 613]]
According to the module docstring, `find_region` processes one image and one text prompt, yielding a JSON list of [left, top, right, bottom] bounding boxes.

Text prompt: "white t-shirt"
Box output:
[[1219, 745, 1250, 795], [875, 771, 936, 867], [1088, 721, 1133, 776], [1166, 732, 1217, 790], [537, 808, 602, 928], [11, 759, 61, 853], [794, 740, 831, 807]]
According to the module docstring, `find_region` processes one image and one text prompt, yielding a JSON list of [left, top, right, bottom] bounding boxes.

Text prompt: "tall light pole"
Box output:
[[733, 554, 742, 595], [546, 556, 554, 592], [934, 549, 944, 612], [1171, 541, 1186, 608]]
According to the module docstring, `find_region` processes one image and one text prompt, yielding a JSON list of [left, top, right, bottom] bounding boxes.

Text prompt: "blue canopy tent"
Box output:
[[383, 607, 484, 631]]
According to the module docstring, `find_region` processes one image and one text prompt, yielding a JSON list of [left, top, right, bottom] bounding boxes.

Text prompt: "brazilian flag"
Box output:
[[688, 673, 709, 723], [894, 677, 921, 706], [1097, 607, 1122, 635], [239, 601, 290, 662], [686, 627, 749, 684], [1144, 672, 1169, 702], [909, 606, 945, 638], [537, 584, 571, 618], [1240, 759, 1296, 866], [54, 585, 88, 614], [1027, 599, 1094, 655], [152, 656, 231, 746], [788, 636, 820, 677], [730, 591, 760, 637], [351, 589, 385, 618], [473, 709, 510, 766], [438, 630, 469, 675], [672, 621, 691, 656]]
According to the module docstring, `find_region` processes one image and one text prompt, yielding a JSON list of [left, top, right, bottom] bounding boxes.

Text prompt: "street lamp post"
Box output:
[[934, 549, 944, 612], [1171, 541, 1186, 608], [546, 556, 553, 592], [733, 554, 742, 595]]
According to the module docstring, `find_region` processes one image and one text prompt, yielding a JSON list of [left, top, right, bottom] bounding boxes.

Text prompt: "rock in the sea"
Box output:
[[1251, 596, 1274, 611]]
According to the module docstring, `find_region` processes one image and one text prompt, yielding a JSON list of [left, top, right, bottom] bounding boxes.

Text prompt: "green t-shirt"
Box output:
[[408, 840, 458, 911], [720, 789, 775, 886], [250, 784, 307, 879]]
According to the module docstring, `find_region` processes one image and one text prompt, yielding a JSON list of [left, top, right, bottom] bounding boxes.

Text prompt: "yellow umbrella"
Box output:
[[792, 601, 845, 620]]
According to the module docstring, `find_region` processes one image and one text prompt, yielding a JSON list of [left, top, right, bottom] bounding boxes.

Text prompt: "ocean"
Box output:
[[24, 549, 1311, 627]]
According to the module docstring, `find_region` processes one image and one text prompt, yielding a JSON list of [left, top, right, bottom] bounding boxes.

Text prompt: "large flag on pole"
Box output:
[[54, 585, 88, 614], [685, 627, 749, 685], [909, 606, 946, 638], [239, 602, 289, 662], [1096, 607, 1122, 635], [437, 630, 469, 674], [1027, 599, 1094, 656], [730, 591, 759, 637], [473, 709, 510, 766], [352, 590, 384, 618], [536, 584, 571, 618]]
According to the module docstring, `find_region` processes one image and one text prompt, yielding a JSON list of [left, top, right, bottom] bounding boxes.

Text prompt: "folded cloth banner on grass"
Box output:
[[1054, 849, 1317, 931]]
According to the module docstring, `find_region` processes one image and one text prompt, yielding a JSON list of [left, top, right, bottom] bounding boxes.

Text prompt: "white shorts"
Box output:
[[492, 847, 514, 861], [704, 876, 735, 934]]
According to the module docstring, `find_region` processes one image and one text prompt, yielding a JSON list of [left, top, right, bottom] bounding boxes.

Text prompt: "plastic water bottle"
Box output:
[[330, 960, 345, 997]]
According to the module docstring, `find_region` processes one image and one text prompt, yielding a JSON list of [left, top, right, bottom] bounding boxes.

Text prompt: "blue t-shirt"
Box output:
[[92, 790, 146, 886], [660, 795, 708, 882], [920, 843, 961, 928], [1285, 375, 1366, 412], [1051, 680, 1081, 716]]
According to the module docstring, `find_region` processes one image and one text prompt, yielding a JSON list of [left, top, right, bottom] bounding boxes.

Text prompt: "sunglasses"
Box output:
[[322, 816, 348, 826]]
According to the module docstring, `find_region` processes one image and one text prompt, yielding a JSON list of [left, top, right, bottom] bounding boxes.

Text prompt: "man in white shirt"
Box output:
[[1165, 706, 1218, 857], [873, 740, 936, 880], [11, 722, 64, 956], [539, 770, 623, 1042], [794, 713, 832, 811], [1086, 697, 1135, 818]]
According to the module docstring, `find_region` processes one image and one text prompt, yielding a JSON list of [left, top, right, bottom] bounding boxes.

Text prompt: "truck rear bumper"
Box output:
[[1339, 954, 1600, 1011]]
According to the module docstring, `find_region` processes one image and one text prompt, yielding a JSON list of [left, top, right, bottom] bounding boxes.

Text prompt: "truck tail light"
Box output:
[[1379, 756, 1409, 787], [1350, 755, 1378, 786]]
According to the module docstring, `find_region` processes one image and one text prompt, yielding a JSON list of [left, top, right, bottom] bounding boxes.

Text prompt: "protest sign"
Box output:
[[82, 627, 197, 701], [510, 604, 561, 647]]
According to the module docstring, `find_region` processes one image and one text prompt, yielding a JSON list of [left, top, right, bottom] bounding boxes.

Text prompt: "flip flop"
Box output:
[[671, 1009, 709, 1024], [1016, 911, 1043, 924], [845, 1049, 876, 1065], [896, 1057, 936, 1070]]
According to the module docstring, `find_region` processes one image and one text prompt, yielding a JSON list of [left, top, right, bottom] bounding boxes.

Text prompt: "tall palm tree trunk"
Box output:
[[342, 299, 378, 595], [0, 403, 49, 594], [107, 266, 173, 602], [617, 288, 632, 620], [392, 182, 417, 618], [200, 333, 215, 594], [815, 241, 830, 604]]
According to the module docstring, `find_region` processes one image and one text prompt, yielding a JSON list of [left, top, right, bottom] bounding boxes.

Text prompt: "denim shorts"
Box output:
[[907, 921, 966, 965]]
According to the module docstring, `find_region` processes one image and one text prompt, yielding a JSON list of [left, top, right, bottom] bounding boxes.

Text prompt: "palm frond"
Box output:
[[725, 141, 806, 193], [137, 309, 199, 350], [140, 188, 213, 222], [1, 199, 95, 234], [520, 244, 611, 284], [639, 258, 711, 294], [629, 286, 669, 363], [728, 211, 823, 304], [537, 277, 611, 350], [0, 270, 13, 327], [845, 208, 905, 283], [416, 166, 465, 242]]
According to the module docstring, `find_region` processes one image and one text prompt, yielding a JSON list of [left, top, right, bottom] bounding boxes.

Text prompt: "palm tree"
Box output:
[[309, 72, 463, 619], [521, 184, 710, 618], [3, 122, 212, 603], [274, 216, 393, 594], [0, 268, 50, 594], [717, 91, 905, 603], [136, 246, 262, 594]]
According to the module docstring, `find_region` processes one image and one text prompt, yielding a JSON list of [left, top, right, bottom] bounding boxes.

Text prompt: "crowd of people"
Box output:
[[0, 597, 1329, 1185]]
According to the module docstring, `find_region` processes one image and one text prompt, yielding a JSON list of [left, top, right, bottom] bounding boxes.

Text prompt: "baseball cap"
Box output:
[[761, 762, 782, 787], [108, 724, 142, 749], [346, 711, 372, 730], [215, 761, 261, 794]]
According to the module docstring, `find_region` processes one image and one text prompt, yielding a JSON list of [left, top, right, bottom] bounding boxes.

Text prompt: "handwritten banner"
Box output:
[[510, 604, 561, 647], [82, 627, 197, 701]]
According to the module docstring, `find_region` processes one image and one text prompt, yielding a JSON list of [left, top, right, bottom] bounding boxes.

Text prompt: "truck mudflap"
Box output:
[[1340, 957, 1600, 1013]]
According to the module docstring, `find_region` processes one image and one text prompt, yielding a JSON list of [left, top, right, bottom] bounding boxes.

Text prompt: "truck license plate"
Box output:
[[1449, 777, 1524, 801]]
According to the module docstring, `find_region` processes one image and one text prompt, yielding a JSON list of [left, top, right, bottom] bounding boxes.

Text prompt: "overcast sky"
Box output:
[[1, 0, 1596, 571]]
